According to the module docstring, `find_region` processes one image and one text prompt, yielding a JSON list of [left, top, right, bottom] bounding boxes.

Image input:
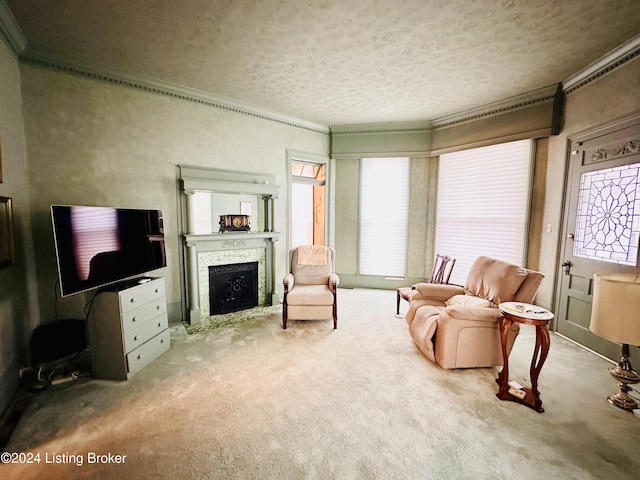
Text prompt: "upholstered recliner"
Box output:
[[283, 245, 339, 329], [405, 256, 544, 369]]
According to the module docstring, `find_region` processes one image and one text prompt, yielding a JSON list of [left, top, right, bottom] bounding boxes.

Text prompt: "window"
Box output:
[[435, 140, 532, 285], [291, 182, 314, 247], [359, 157, 409, 276], [290, 160, 327, 247], [192, 191, 213, 234], [573, 162, 640, 266]]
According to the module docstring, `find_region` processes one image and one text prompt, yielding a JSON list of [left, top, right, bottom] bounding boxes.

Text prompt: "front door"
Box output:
[[555, 116, 640, 364]]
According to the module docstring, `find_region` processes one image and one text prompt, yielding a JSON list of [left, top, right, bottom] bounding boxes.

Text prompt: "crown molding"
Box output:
[[563, 33, 640, 94], [430, 84, 560, 130], [329, 121, 431, 136], [331, 150, 431, 160], [18, 48, 330, 135], [0, 0, 27, 56]]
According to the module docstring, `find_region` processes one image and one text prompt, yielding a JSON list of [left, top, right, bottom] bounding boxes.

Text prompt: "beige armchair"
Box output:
[[283, 245, 339, 329], [405, 256, 544, 369]]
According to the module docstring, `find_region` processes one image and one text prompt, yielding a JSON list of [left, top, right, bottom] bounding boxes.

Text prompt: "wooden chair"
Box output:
[[395, 254, 456, 317]]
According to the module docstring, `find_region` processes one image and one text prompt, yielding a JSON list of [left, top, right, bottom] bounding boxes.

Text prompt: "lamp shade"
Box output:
[[590, 273, 640, 346]]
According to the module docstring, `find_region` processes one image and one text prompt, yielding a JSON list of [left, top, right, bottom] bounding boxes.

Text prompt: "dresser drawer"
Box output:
[[121, 299, 167, 332], [123, 313, 169, 353], [126, 329, 170, 376], [119, 278, 166, 314]]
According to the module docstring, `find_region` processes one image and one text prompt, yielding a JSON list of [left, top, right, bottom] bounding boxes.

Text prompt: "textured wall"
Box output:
[[19, 64, 329, 324], [0, 41, 38, 413]]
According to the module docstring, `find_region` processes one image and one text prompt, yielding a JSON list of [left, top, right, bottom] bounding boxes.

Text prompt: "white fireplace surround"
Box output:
[[180, 166, 280, 324]]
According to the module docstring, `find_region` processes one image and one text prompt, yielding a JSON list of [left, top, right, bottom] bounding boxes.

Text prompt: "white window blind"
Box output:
[[291, 182, 314, 248], [435, 140, 532, 285], [359, 157, 409, 276], [192, 192, 213, 234]]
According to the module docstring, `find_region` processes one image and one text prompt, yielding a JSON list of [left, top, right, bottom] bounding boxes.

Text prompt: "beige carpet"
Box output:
[[2, 288, 639, 479]]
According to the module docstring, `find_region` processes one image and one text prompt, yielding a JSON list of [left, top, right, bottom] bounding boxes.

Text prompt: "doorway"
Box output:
[[555, 115, 640, 364], [289, 157, 327, 248]]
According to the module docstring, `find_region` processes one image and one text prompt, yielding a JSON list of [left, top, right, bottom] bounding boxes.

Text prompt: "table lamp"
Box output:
[[589, 273, 640, 411]]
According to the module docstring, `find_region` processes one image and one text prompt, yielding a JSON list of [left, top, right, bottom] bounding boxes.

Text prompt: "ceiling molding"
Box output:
[[330, 121, 431, 136], [20, 50, 330, 135], [0, 0, 27, 56], [563, 32, 640, 95], [332, 150, 431, 160], [430, 84, 560, 130]]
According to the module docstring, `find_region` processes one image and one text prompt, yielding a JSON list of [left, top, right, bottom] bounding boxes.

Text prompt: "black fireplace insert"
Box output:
[[209, 261, 259, 314]]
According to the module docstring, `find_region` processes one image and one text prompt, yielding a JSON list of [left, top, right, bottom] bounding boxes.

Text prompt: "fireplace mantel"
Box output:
[[179, 166, 280, 324]]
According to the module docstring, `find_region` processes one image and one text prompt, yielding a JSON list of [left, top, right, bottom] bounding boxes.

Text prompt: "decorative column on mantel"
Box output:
[[184, 189, 196, 235], [179, 166, 280, 325]]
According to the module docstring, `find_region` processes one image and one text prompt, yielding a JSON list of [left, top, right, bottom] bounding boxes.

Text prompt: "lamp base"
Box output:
[[607, 388, 638, 411], [606, 344, 640, 412]]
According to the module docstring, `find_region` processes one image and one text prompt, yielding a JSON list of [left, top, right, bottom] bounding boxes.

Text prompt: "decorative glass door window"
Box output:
[[573, 162, 640, 266]]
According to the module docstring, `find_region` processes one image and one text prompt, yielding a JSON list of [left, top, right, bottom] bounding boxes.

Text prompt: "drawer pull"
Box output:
[[157, 322, 161, 327], [130, 297, 136, 303], [160, 339, 164, 343], [132, 317, 137, 322], [156, 305, 161, 310], [155, 288, 159, 293], [134, 336, 138, 341], [137, 354, 142, 360]]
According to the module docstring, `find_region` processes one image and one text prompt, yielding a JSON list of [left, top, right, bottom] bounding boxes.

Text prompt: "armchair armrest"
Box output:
[[413, 283, 464, 302], [329, 273, 340, 288], [283, 273, 294, 292], [443, 305, 503, 323]]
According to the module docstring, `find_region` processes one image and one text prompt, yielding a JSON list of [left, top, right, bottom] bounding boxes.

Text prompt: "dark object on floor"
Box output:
[[30, 319, 87, 365]]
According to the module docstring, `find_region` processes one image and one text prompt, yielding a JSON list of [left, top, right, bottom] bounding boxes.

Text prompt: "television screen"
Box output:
[[51, 205, 167, 297]]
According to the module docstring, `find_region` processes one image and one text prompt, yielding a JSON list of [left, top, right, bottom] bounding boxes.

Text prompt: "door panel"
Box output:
[[313, 185, 325, 246], [555, 118, 640, 364]]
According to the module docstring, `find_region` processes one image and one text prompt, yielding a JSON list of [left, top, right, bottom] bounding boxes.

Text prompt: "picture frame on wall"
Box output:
[[0, 196, 15, 268]]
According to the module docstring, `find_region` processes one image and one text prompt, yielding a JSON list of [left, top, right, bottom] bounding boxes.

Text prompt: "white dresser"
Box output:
[[88, 277, 170, 380]]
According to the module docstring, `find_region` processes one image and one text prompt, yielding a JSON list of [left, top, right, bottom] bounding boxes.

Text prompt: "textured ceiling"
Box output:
[[7, 0, 640, 127]]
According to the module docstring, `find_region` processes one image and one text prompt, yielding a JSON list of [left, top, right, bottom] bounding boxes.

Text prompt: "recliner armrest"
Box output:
[[413, 283, 464, 302], [443, 305, 503, 323], [329, 273, 340, 288]]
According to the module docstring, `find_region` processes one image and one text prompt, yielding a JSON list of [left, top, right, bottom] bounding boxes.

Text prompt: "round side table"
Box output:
[[497, 302, 554, 412]]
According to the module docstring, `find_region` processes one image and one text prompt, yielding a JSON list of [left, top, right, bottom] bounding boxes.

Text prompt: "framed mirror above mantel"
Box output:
[[178, 165, 280, 324]]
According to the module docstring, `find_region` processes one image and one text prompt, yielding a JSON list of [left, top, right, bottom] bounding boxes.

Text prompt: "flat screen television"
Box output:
[[51, 205, 167, 297]]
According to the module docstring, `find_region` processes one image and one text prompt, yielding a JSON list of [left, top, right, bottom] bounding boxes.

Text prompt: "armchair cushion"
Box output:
[[290, 247, 334, 285], [445, 294, 492, 308], [414, 283, 465, 302], [464, 256, 528, 306], [286, 284, 335, 306], [443, 305, 504, 323]]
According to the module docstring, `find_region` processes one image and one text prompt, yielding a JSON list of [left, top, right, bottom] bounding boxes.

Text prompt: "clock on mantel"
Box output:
[[219, 214, 250, 233]]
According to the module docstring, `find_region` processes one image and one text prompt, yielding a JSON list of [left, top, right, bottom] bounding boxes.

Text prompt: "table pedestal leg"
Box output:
[[496, 316, 550, 413], [528, 324, 550, 411], [496, 317, 513, 398]]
